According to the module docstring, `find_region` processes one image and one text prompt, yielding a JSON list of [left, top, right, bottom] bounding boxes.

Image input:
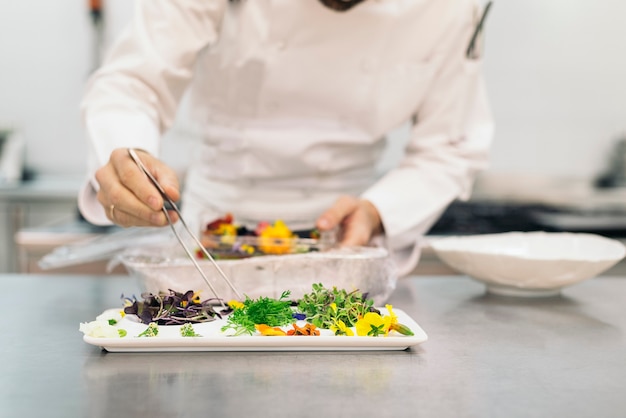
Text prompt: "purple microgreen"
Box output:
[[121, 290, 220, 325]]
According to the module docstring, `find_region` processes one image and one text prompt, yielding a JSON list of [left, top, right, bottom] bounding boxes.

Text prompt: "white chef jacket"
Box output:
[[78, 0, 494, 276]]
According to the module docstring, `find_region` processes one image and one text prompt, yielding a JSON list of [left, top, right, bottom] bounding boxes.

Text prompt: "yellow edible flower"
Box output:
[[215, 223, 237, 236], [228, 300, 244, 310], [330, 319, 354, 336], [240, 244, 255, 255], [384, 304, 414, 336], [355, 312, 392, 337], [191, 291, 202, 304], [385, 304, 397, 324], [258, 220, 295, 255]]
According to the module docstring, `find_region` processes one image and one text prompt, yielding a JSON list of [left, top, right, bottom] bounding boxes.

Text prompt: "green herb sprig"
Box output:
[[297, 283, 378, 329], [221, 291, 294, 336]]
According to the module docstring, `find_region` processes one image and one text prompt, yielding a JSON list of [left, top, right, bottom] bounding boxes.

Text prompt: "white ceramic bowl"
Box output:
[[429, 231, 626, 297]]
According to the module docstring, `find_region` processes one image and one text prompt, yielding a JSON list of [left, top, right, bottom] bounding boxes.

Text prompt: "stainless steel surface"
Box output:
[[128, 148, 241, 304], [2, 274, 626, 417]]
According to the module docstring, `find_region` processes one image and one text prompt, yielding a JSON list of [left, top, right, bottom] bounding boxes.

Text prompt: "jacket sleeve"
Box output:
[[361, 3, 495, 276], [78, 0, 227, 224]]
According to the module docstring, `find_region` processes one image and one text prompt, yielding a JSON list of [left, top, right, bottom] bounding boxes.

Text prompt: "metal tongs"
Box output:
[[128, 148, 242, 308]]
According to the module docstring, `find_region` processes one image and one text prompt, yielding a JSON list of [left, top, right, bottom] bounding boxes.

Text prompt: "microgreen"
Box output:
[[297, 283, 379, 329], [122, 290, 220, 325], [137, 322, 159, 337], [180, 323, 202, 337]]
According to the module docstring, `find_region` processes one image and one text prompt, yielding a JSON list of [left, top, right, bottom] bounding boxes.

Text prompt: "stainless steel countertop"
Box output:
[[2, 274, 626, 418]]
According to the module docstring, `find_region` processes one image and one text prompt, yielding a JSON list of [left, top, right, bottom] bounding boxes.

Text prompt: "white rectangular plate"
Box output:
[[83, 308, 428, 352]]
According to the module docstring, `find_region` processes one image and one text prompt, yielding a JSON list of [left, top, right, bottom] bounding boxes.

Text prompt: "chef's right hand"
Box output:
[[95, 148, 180, 227]]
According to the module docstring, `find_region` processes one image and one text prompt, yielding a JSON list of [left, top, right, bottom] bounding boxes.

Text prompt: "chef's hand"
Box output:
[[316, 195, 383, 246], [96, 148, 180, 227]]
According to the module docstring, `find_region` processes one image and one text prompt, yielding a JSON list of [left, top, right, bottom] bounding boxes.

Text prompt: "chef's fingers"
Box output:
[[96, 164, 165, 227], [103, 201, 179, 228], [339, 200, 384, 247], [95, 149, 178, 227], [338, 210, 371, 247], [95, 164, 156, 227], [125, 150, 180, 226], [126, 149, 181, 209], [315, 195, 359, 231]]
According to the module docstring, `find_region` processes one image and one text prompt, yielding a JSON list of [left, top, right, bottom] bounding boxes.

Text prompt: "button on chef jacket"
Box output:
[[78, 0, 494, 276]]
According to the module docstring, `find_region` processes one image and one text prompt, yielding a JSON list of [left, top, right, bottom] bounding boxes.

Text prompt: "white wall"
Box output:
[[1, 0, 625, 180], [0, 0, 92, 176], [482, 0, 626, 179]]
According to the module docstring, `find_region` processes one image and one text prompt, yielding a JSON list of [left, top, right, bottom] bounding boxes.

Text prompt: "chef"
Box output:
[[78, 0, 494, 276]]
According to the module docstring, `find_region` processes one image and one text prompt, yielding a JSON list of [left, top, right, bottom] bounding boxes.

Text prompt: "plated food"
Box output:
[[80, 284, 428, 352]]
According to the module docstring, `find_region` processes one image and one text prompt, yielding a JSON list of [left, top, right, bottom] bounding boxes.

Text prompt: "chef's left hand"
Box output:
[[316, 196, 384, 246]]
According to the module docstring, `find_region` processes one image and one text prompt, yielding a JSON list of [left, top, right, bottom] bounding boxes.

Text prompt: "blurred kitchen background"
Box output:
[[1, 0, 625, 274]]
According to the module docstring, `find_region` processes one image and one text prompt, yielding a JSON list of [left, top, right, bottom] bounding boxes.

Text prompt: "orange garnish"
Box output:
[[255, 324, 287, 336], [286, 323, 320, 336]]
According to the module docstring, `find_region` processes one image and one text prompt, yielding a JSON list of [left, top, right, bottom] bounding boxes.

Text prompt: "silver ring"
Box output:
[[109, 204, 115, 220]]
